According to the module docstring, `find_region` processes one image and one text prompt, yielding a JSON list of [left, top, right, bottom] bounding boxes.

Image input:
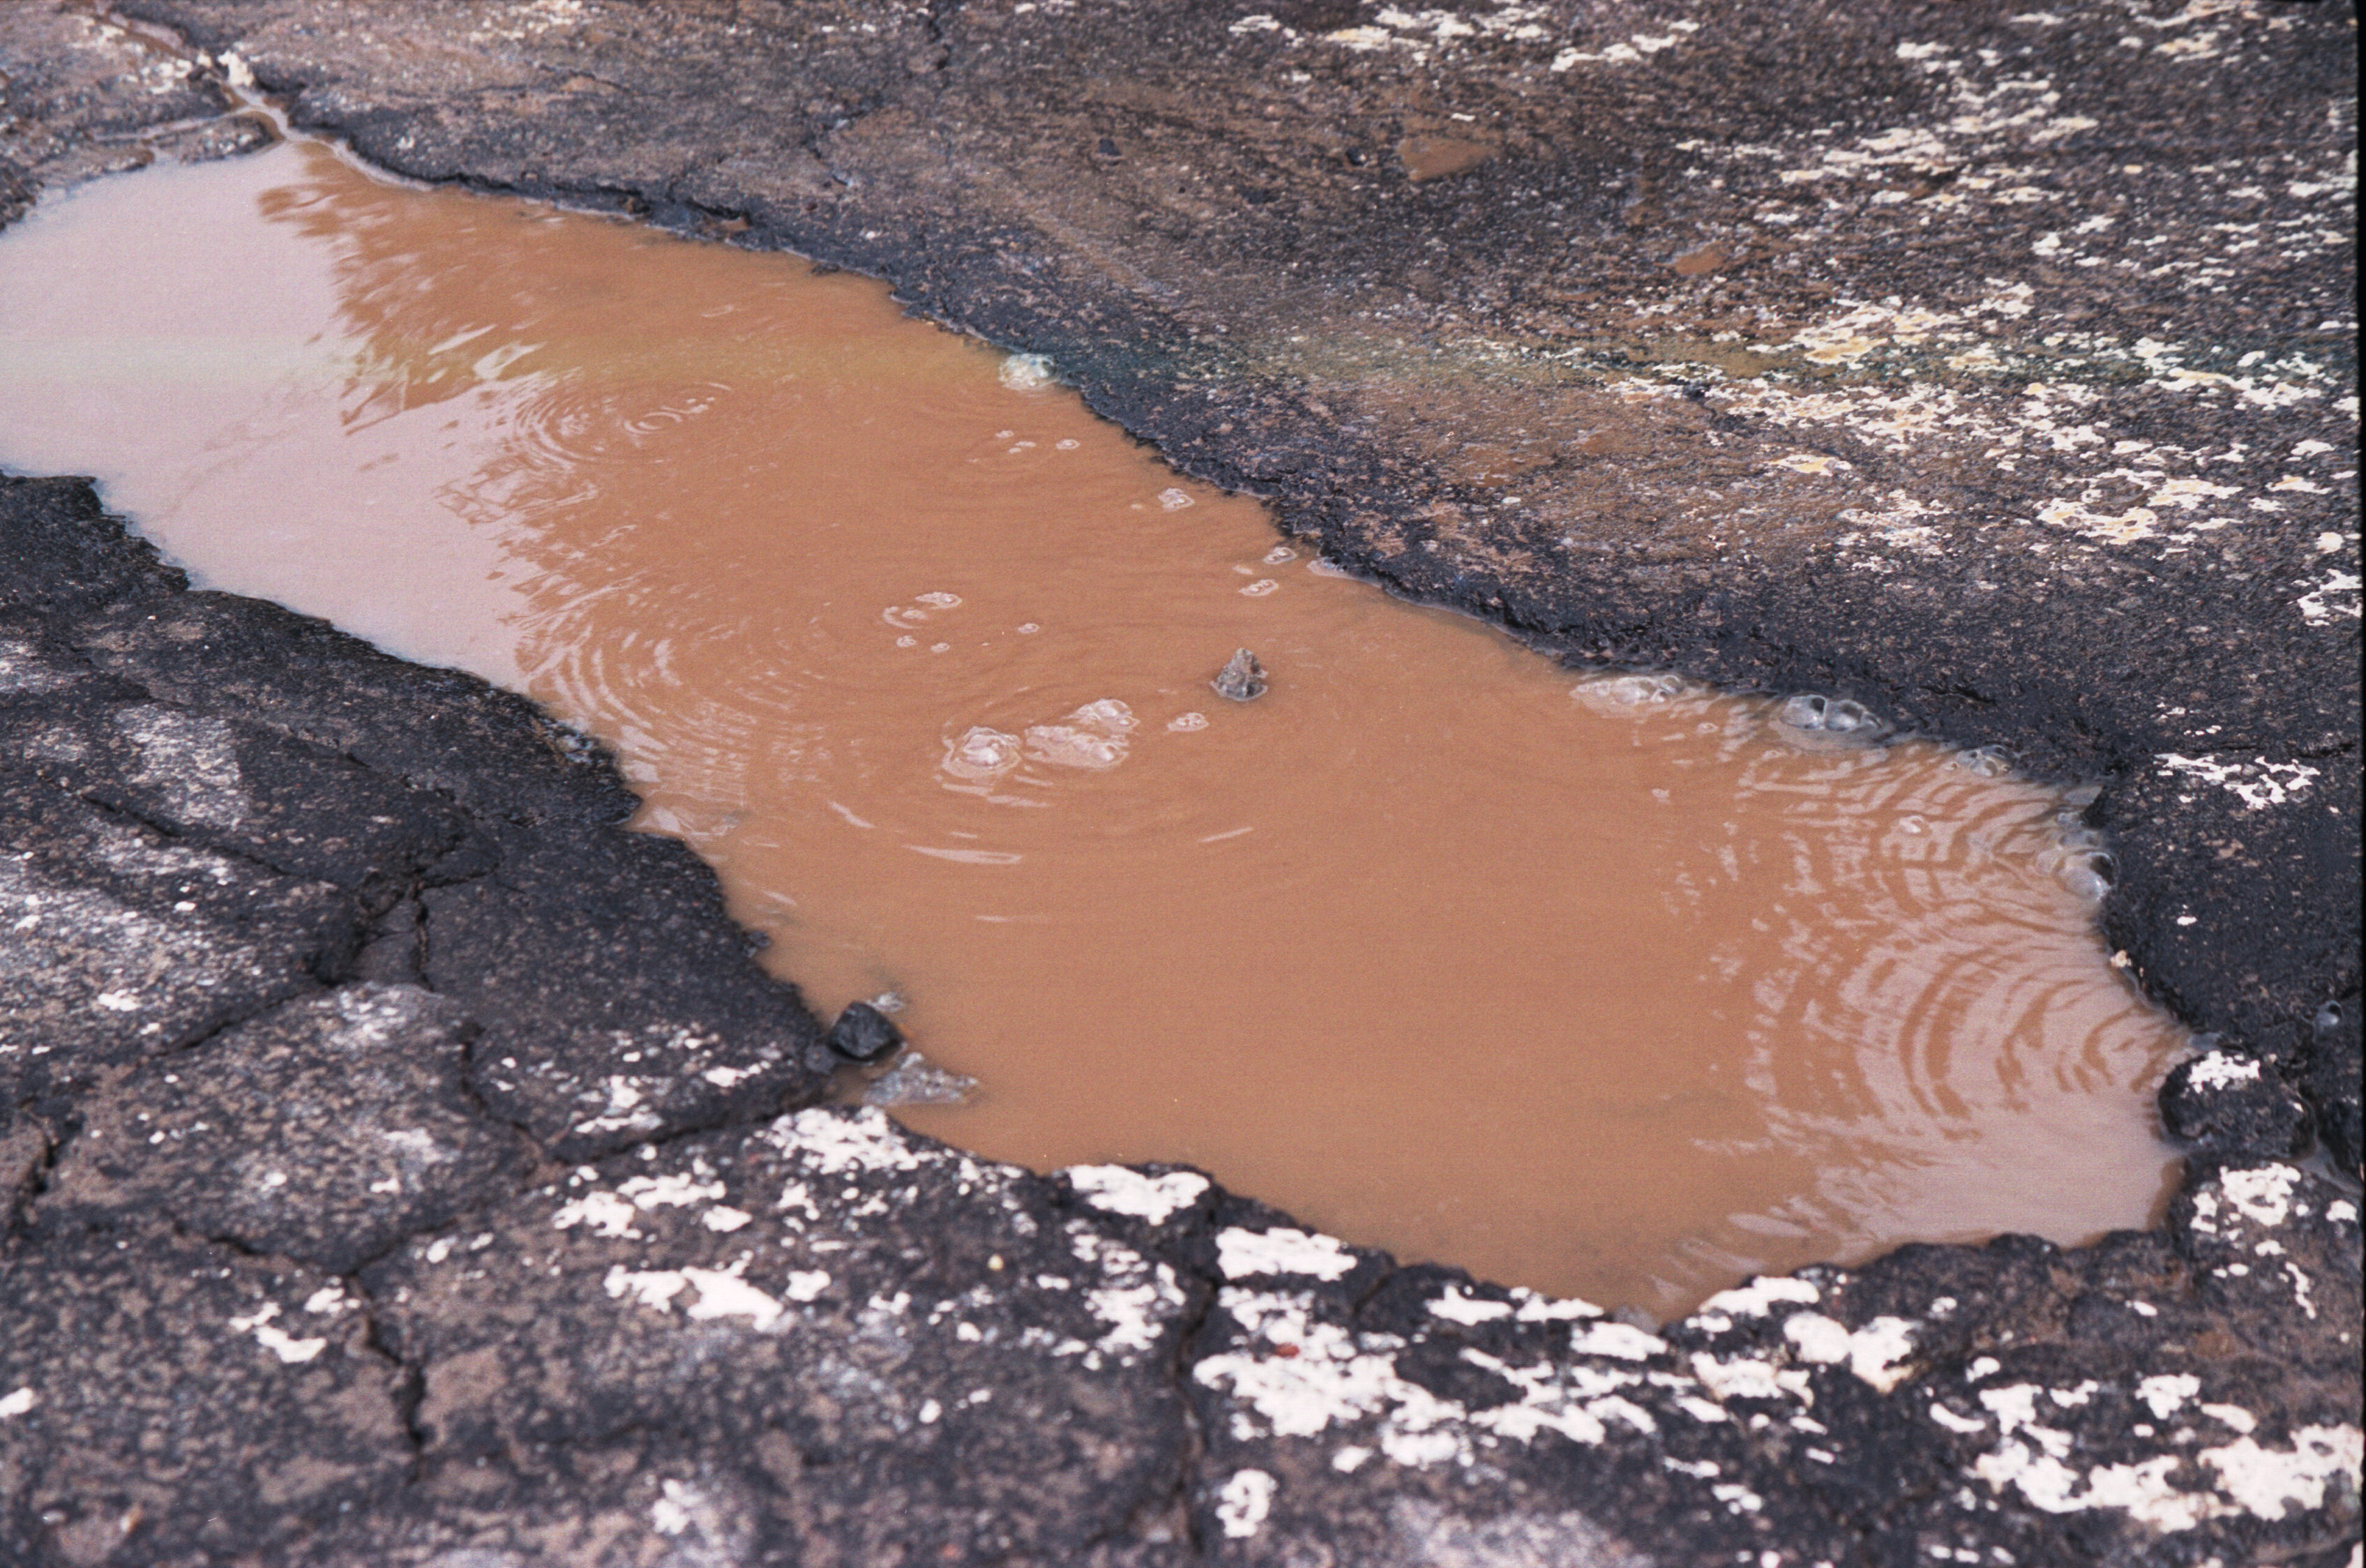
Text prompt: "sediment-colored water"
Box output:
[[0, 137, 2187, 1311]]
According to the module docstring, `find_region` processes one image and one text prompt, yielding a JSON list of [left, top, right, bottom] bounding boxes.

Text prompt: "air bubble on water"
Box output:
[[2058, 852, 2113, 902], [1025, 700, 1136, 769], [999, 353, 1054, 391], [1306, 557, 1356, 578], [916, 591, 963, 609], [1263, 545, 1298, 564], [1157, 488, 1194, 511], [1025, 725, 1128, 769], [2035, 817, 2114, 898], [1900, 814, 1929, 835], [896, 635, 917, 648], [870, 990, 907, 1014], [1241, 580, 1279, 597], [1823, 700, 1874, 734], [1572, 672, 1689, 710], [942, 726, 1023, 780], [930, 642, 952, 654], [1952, 745, 2013, 778], [1774, 691, 1892, 748], [1055, 439, 1080, 451], [1168, 712, 1210, 732], [1016, 623, 1041, 635], [1064, 699, 1136, 734]]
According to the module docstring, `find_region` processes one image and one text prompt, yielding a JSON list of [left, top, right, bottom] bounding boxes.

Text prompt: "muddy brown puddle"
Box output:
[[0, 138, 2187, 1313]]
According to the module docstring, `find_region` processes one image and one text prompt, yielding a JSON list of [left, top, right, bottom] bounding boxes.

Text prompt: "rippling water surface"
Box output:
[[0, 139, 2187, 1310]]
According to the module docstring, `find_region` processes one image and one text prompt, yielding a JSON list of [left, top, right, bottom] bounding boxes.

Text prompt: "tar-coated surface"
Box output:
[[0, 3, 2360, 1565]]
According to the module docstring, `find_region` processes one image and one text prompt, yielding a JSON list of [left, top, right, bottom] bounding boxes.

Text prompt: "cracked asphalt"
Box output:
[[1, 2, 2359, 1564]]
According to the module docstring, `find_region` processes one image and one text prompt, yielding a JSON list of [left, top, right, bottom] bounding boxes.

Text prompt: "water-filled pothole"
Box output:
[[0, 136, 2186, 1312]]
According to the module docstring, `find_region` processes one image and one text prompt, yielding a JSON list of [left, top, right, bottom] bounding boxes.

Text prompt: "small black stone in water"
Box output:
[[825, 1000, 903, 1062], [1213, 647, 1267, 702]]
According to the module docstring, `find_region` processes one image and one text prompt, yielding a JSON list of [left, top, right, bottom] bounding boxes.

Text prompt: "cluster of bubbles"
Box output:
[[941, 699, 1140, 782], [942, 725, 1024, 781], [884, 591, 970, 652], [2035, 783, 2115, 903], [884, 591, 962, 630], [998, 352, 1055, 391], [1570, 672, 1695, 710], [1774, 692, 1892, 748]]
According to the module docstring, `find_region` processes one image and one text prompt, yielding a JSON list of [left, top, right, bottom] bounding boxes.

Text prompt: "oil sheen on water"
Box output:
[[0, 138, 2187, 1312]]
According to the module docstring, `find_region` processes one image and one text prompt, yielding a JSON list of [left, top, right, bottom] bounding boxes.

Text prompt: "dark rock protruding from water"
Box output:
[[825, 998, 904, 1062], [1212, 647, 1266, 703]]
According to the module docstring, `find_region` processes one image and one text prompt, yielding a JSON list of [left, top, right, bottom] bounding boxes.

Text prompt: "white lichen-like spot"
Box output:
[[2199, 1426, 2365, 1521], [1691, 1352, 1812, 1405], [1216, 1226, 1358, 1281], [1196, 1283, 1664, 1469], [1845, 1317, 1920, 1391], [1429, 1286, 1514, 1325], [227, 1301, 326, 1364], [574, 1075, 662, 1138], [619, 1172, 727, 1209], [1215, 1468, 1277, 1539], [1973, 1415, 2366, 1532], [1063, 1165, 1210, 1224], [2186, 1050, 2263, 1090], [2217, 1164, 2303, 1227], [1929, 1401, 1987, 1435], [1512, 1288, 1604, 1323], [1699, 1276, 1821, 1318], [552, 1189, 641, 1239], [1782, 1312, 1853, 1365], [1568, 1322, 1664, 1362], [2137, 1373, 2200, 1419], [605, 1264, 806, 1330], [767, 1106, 926, 1177], [2155, 754, 2322, 812], [2297, 568, 2361, 626], [0, 1387, 35, 1419], [1782, 1312, 1917, 1390]]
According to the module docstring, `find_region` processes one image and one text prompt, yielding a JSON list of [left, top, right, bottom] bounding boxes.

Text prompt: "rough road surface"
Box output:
[[1, 3, 2360, 1565]]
